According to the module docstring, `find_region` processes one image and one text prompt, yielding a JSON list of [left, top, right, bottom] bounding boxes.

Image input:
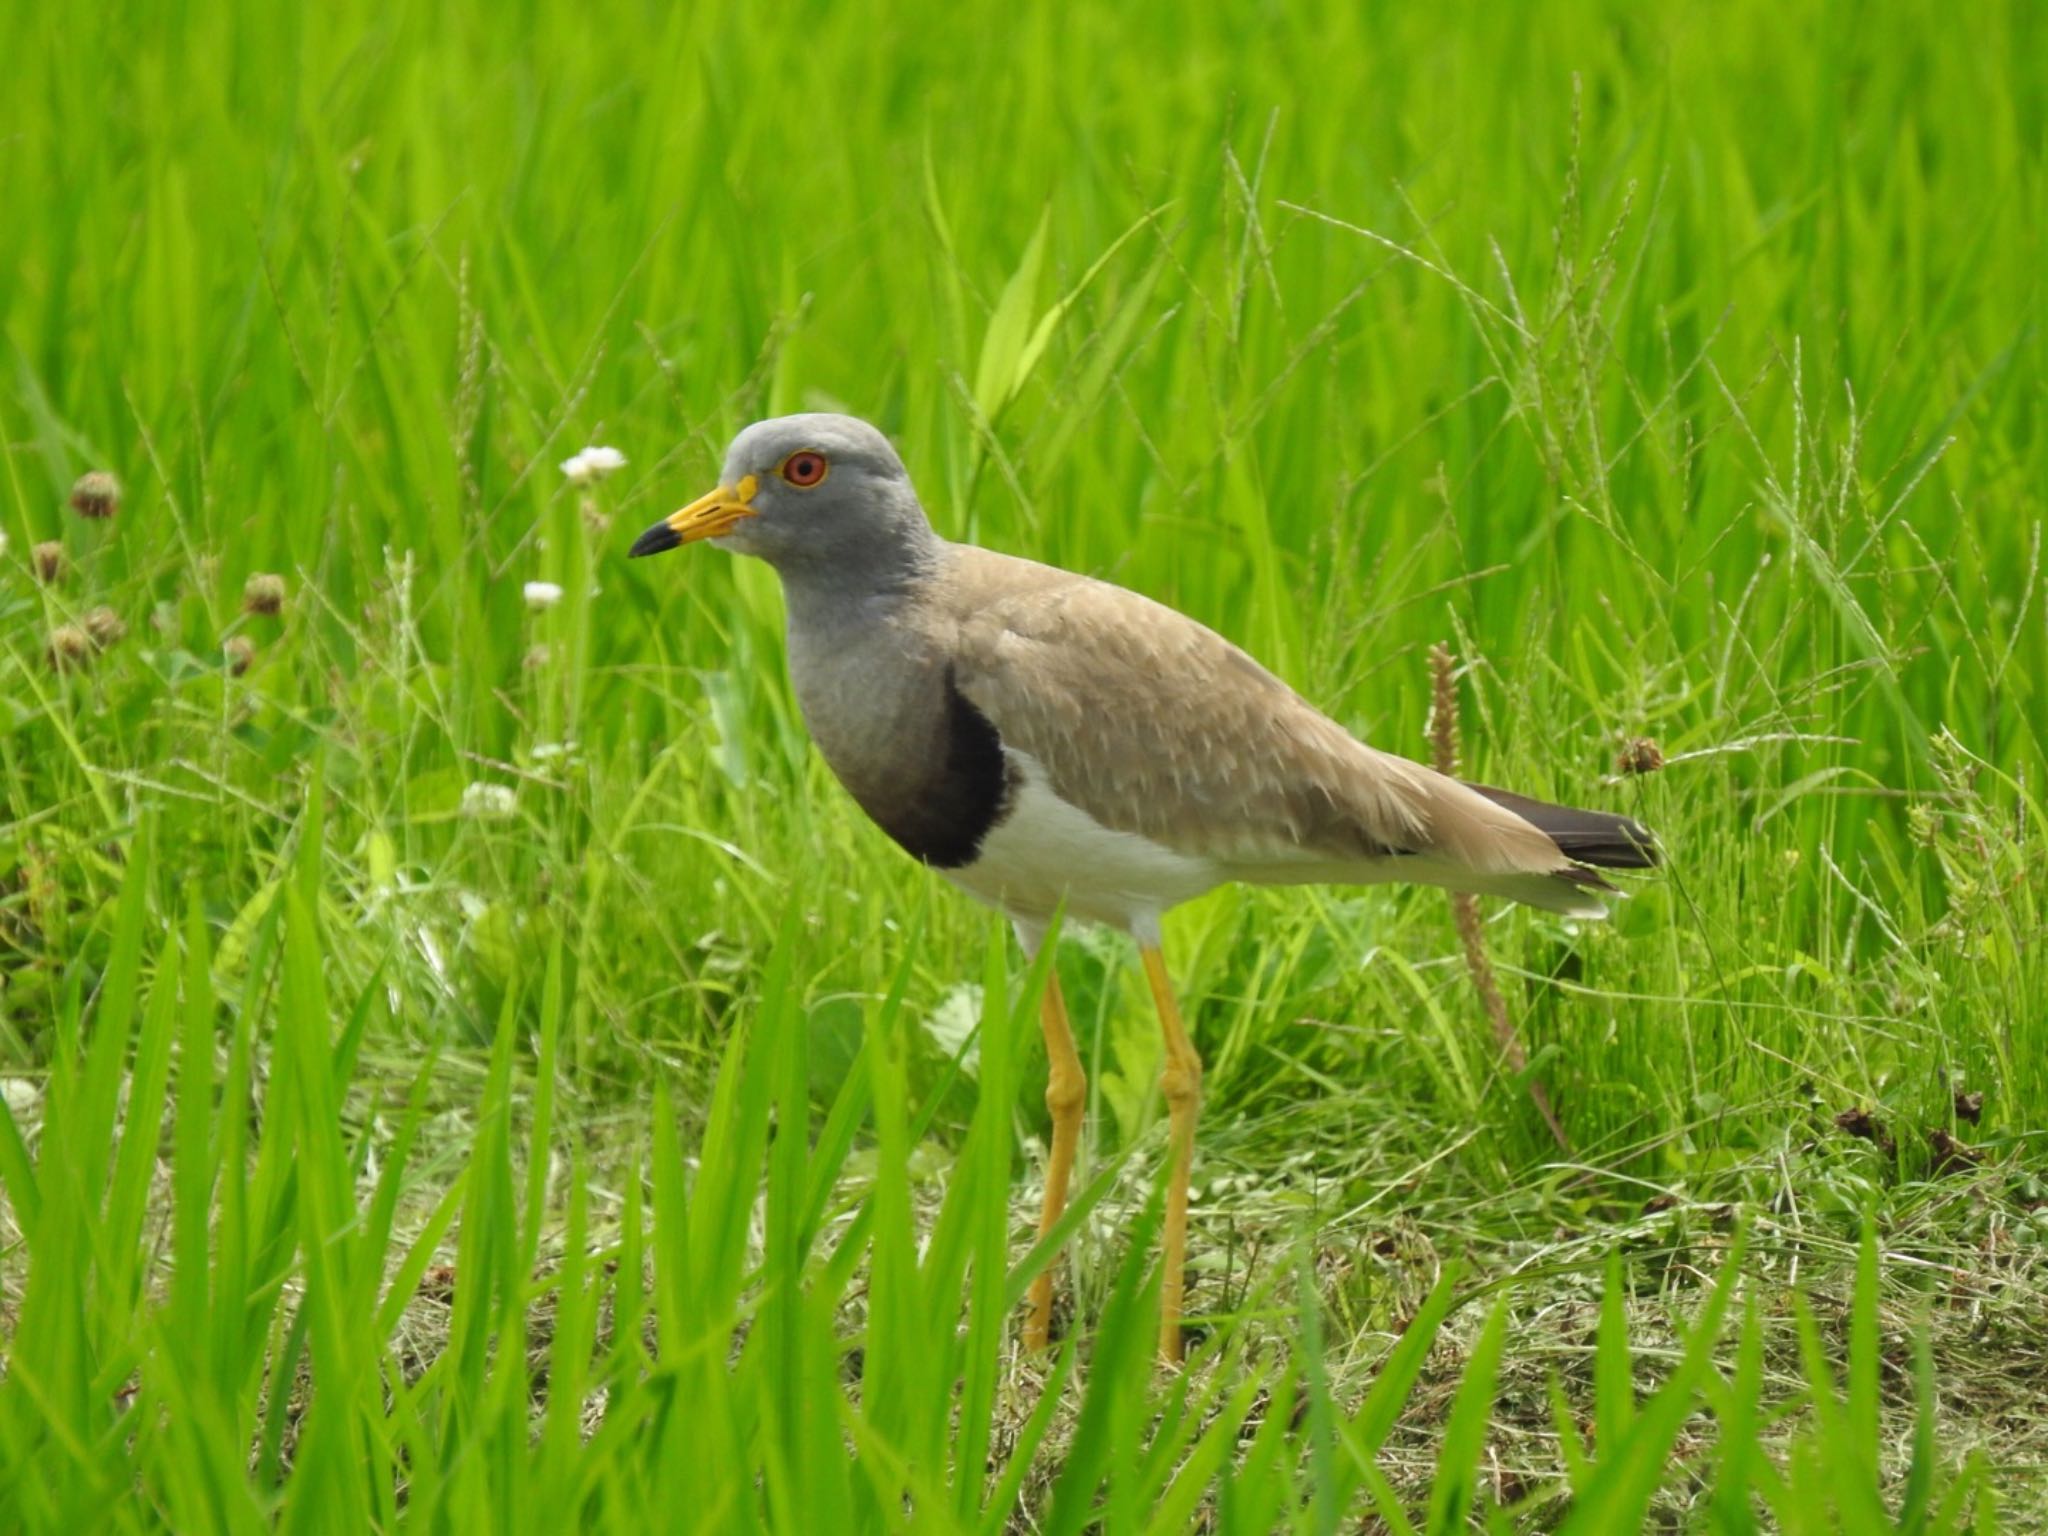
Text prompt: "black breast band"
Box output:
[[870, 665, 1018, 869]]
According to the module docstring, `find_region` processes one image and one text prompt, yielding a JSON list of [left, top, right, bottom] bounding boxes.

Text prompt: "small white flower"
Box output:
[[523, 580, 564, 610], [0, 1078, 40, 1118], [923, 983, 985, 1077], [460, 782, 517, 820], [559, 445, 627, 485]]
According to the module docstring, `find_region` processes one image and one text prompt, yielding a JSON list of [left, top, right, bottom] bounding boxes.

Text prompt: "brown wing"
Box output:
[[939, 547, 1570, 879]]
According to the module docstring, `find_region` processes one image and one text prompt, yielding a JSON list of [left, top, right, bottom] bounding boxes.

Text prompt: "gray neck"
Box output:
[[772, 494, 947, 628], [768, 480, 954, 838], [778, 523, 961, 859]]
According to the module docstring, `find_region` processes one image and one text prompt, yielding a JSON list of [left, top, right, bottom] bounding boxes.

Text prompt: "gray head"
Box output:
[[628, 413, 937, 586]]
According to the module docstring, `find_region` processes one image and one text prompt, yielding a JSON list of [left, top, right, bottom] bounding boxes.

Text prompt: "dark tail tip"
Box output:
[[1465, 782, 1660, 869]]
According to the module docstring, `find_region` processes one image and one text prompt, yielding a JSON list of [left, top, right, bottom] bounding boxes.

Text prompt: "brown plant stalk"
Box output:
[[1428, 644, 1570, 1152]]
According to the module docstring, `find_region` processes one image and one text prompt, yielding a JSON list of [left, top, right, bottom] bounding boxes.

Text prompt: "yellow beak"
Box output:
[[628, 473, 759, 557]]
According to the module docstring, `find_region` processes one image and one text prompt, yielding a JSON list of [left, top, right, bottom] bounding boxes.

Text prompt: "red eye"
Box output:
[[781, 451, 828, 487]]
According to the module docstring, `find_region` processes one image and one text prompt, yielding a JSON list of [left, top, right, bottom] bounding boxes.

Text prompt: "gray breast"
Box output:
[[787, 609, 1017, 870]]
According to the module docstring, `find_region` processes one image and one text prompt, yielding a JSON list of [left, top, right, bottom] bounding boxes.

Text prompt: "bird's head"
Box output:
[[629, 413, 931, 578]]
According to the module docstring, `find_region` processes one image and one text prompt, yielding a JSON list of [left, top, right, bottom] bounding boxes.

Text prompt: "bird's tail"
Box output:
[[1462, 782, 1660, 870], [1232, 760, 1661, 919]]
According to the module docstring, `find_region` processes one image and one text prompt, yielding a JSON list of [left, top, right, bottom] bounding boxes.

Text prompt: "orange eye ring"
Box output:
[[780, 450, 829, 488]]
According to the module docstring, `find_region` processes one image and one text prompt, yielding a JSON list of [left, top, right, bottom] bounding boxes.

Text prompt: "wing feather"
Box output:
[[938, 548, 1569, 881]]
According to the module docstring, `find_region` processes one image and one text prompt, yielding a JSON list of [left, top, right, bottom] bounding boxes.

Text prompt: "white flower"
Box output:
[[523, 580, 564, 610], [0, 1078, 40, 1118], [923, 983, 984, 1077], [559, 445, 627, 485], [460, 782, 517, 820]]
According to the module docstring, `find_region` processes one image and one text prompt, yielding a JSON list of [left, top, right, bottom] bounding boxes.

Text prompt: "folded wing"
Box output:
[[942, 549, 1653, 914]]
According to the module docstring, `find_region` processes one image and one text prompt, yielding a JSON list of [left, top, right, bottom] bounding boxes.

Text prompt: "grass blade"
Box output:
[[1425, 1298, 1508, 1535], [1559, 1230, 1748, 1535]]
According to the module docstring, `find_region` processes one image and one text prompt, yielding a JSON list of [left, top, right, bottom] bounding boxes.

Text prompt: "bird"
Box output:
[[629, 413, 1658, 1364]]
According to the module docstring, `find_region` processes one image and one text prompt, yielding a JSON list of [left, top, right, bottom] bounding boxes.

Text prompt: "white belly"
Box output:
[[941, 751, 1223, 935]]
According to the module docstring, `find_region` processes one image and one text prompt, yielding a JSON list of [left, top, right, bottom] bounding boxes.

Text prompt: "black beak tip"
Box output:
[[628, 521, 681, 559]]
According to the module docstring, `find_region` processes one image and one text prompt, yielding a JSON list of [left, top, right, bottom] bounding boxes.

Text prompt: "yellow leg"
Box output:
[[1141, 946, 1202, 1365], [1026, 969, 1085, 1352]]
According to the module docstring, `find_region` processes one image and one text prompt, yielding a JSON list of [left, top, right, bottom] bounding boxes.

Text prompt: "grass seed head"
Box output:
[[1907, 801, 1941, 847], [47, 623, 93, 671], [243, 572, 287, 616], [69, 470, 121, 520], [32, 541, 66, 583], [82, 605, 127, 648], [224, 634, 256, 675]]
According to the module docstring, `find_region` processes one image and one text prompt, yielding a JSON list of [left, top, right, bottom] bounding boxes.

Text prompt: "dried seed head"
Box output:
[[32, 541, 66, 584], [1616, 737, 1665, 775], [243, 572, 287, 616], [223, 634, 256, 676], [82, 606, 127, 648], [69, 470, 121, 520], [1834, 1106, 1895, 1155], [1426, 644, 1459, 777], [47, 623, 93, 671], [1928, 1127, 1981, 1174]]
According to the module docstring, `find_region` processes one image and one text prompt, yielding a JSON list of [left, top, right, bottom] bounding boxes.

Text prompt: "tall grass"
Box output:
[[0, 829, 2006, 1527], [2, 0, 2044, 1524]]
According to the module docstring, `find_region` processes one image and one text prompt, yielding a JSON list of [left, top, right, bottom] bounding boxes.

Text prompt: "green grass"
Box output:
[[1, 0, 2044, 1526]]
